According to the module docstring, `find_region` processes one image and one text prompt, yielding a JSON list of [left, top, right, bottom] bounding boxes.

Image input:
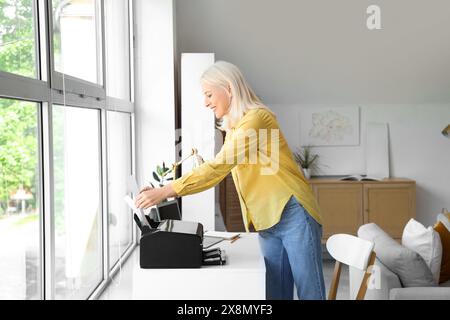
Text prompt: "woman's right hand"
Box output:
[[139, 186, 152, 194]]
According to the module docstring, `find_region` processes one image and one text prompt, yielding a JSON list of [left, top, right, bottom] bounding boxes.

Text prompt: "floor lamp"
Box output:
[[443, 125, 450, 138], [442, 125, 449, 215]]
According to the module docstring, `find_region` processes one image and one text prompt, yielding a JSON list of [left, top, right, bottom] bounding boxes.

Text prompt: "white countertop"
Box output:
[[131, 232, 266, 300]]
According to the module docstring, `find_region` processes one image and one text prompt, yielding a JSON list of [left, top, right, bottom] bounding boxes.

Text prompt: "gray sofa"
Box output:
[[349, 258, 450, 299], [349, 223, 450, 300]]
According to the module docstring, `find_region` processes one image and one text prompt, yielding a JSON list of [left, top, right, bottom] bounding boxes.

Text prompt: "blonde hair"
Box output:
[[200, 61, 273, 131]]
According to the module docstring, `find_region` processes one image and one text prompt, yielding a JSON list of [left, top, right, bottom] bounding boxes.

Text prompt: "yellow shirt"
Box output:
[[171, 108, 322, 232]]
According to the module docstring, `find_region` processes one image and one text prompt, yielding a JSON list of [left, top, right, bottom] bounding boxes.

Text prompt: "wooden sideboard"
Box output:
[[219, 176, 416, 240], [309, 177, 416, 240]]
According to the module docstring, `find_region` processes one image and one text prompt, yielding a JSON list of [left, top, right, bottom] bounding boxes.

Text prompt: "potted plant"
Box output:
[[150, 161, 173, 189], [146, 162, 174, 221], [293, 146, 319, 179]]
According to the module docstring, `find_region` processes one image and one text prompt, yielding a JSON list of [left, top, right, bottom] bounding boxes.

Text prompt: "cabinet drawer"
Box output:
[[364, 183, 416, 239], [313, 184, 363, 238]]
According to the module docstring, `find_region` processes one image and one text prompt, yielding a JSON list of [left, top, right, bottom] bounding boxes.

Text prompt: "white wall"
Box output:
[[134, 0, 176, 192], [175, 0, 450, 227]]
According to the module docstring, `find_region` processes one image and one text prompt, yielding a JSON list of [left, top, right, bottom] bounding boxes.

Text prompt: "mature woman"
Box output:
[[135, 61, 325, 300]]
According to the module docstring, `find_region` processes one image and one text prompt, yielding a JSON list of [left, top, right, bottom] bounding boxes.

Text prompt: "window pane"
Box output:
[[52, 0, 102, 84], [0, 0, 37, 78], [53, 105, 102, 299], [107, 111, 132, 268], [0, 98, 40, 299], [105, 0, 130, 100]]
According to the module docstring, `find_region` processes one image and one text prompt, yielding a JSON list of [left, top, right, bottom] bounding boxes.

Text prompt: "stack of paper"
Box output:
[[204, 231, 240, 240]]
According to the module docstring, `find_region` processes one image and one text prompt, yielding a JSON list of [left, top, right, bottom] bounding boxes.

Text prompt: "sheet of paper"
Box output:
[[204, 231, 240, 240], [124, 195, 146, 222]]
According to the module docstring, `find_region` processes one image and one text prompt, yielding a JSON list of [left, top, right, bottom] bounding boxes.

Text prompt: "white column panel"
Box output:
[[134, 0, 176, 193], [181, 53, 216, 230]]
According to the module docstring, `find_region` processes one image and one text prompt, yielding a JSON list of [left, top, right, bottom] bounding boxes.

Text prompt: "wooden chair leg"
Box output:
[[356, 251, 377, 300], [328, 260, 342, 300]]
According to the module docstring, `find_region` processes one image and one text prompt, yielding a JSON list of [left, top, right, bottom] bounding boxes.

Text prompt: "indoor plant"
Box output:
[[293, 146, 319, 179], [146, 162, 174, 220], [150, 161, 173, 189]]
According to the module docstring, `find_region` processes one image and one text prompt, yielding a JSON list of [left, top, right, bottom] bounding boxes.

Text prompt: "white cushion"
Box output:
[[402, 218, 442, 284]]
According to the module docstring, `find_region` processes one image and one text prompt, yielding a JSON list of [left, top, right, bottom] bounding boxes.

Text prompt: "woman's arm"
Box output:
[[136, 110, 266, 209]]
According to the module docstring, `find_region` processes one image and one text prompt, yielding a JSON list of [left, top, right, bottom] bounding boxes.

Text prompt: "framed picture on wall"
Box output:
[[299, 106, 360, 146]]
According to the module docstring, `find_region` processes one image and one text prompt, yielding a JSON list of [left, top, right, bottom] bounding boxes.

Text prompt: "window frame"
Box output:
[[0, 0, 137, 300]]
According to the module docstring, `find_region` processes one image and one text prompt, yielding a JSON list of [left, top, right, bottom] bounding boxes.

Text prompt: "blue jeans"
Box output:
[[258, 195, 326, 300]]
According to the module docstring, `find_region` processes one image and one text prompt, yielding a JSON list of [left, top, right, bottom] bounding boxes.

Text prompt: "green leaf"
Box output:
[[166, 177, 173, 181], [153, 172, 160, 182], [156, 165, 163, 176]]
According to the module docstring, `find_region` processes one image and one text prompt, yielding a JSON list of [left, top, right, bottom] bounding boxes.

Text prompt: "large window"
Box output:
[[0, 0, 135, 300], [0, 0, 38, 78], [53, 105, 103, 299], [104, 0, 130, 100], [0, 98, 40, 299], [52, 0, 102, 84], [107, 111, 132, 268]]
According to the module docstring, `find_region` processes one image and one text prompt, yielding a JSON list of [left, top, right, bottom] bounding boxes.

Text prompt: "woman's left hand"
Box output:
[[135, 187, 166, 209]]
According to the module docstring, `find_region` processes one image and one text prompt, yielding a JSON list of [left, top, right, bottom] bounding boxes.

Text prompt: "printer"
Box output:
[[139, 219, 226, 268]]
